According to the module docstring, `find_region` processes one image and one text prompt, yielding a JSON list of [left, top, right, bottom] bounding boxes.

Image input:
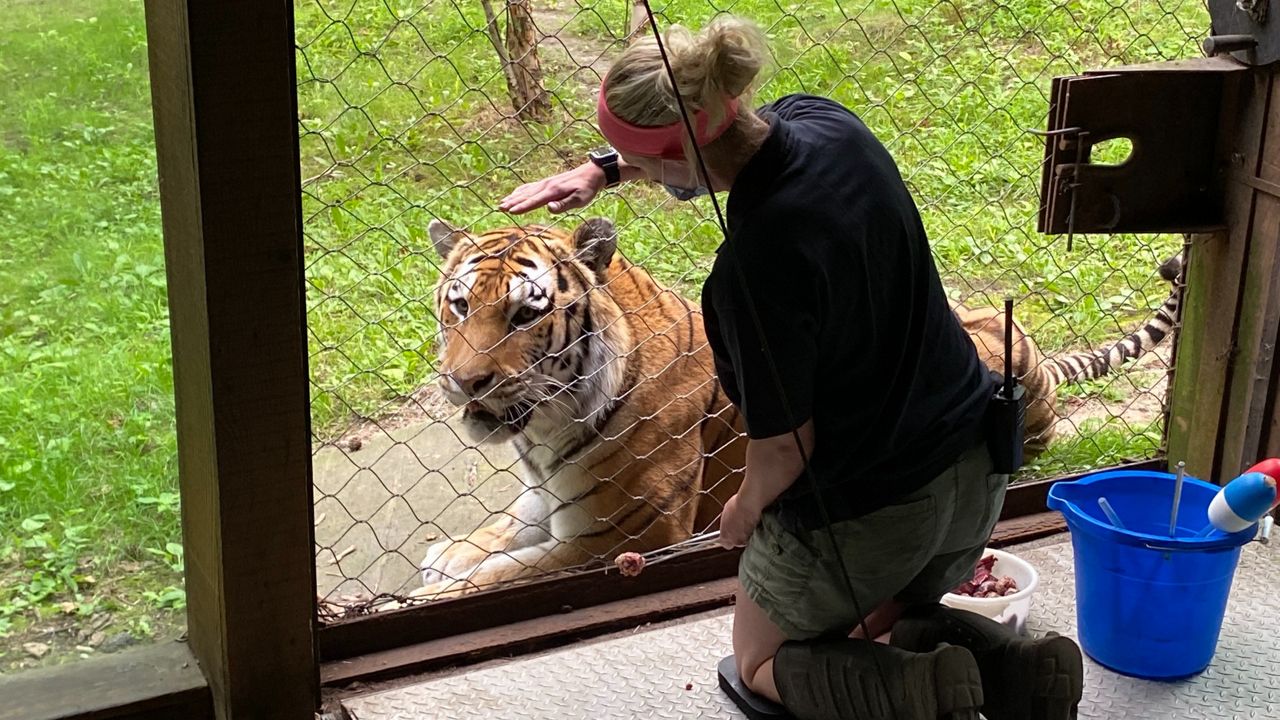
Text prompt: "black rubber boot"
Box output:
[[772, 637, 983, 720], [890, 604, 1083, 720]]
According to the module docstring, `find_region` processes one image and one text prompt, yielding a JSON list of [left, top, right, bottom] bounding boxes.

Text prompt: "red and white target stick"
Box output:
[[1197, 458, 1280, 536]]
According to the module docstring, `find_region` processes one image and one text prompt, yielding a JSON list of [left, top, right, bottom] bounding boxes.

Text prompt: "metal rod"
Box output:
[[636, 530, 722, 568], [1003, 298, 1014, 397], [1098, 497, 1126, 530], [1023, 125, 1084, 138], [1065, 131, 1087, 252], [1170, 461, 1186, 536], [1202, 34, 1257, 57]]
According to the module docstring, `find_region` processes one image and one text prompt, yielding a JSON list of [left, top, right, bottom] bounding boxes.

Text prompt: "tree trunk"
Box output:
[[504, 0, 551, 122], [627, 0, 650, 44], [478, 0, 520, 105]]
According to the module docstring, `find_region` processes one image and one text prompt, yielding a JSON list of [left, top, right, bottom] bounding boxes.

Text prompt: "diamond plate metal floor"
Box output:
[[342, 536, 1280, 720]]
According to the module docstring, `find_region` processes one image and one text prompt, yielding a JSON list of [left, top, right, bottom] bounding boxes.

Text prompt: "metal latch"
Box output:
[[1206, 0, 1280, 65]]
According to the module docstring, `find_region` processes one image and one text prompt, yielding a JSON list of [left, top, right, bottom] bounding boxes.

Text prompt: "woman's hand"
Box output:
[[718, 493, 763, 548], [715, 420, 815, 550], [499, 162, 606, 215]]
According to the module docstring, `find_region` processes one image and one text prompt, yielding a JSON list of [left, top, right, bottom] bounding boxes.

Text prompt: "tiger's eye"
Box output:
[[511, 305, 544, 327]]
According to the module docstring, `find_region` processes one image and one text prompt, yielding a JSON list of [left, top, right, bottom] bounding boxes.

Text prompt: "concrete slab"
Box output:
[[313, 397, 522, 601]]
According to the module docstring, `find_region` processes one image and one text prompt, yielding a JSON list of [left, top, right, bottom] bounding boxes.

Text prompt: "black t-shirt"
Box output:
[[701, 93, 996, 532]]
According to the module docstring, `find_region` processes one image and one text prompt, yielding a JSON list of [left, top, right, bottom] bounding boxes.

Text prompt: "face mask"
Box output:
[[662, 183, 710, 201], [658, 158, 710, 201]]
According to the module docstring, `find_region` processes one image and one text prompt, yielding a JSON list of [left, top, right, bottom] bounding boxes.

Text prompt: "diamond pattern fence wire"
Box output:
[[296, 0, 1207, 619]]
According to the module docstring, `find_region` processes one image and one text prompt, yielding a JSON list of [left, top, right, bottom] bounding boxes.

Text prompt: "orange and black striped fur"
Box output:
[[957, 253, 1182, 458], [416, 217, 746, 597]]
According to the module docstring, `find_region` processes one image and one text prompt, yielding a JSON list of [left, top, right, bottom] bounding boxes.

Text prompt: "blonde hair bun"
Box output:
[[605, 14, 769, 127], [666, 15, 768, 110]]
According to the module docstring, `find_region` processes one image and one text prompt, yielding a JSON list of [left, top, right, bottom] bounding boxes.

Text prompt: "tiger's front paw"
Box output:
[[408, 576, 477, 601], [419, 537, 486, 588]]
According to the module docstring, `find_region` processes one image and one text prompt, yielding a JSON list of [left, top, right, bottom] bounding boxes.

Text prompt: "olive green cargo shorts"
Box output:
[[739, 442, 1007, 640]]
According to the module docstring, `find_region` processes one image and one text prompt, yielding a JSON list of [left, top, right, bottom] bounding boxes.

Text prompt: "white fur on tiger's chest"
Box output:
[[516, 412, 609, 537]]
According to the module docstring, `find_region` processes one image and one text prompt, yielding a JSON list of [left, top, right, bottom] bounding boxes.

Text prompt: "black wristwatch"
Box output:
[[589, 146, 621, 188]]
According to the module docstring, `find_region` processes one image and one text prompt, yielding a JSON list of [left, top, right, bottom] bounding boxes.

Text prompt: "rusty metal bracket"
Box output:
[[1208, 0, 1279, 65], [1037, 58, 1246, 236]]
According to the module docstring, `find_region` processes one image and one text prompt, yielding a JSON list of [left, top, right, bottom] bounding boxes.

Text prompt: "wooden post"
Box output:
[[143, 2, 317, 718], [1167, 69, 1268, 481], [1218, 68, 1280, 475]]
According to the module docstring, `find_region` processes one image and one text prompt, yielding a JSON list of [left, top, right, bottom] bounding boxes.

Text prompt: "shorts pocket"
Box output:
[[740, 511, 824, 636], [955, 471, 1008, 550], [821, 493, 941, 583]]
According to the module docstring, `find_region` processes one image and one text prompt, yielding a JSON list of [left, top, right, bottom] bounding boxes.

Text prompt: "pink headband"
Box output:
[[596, 78, 740, 159]]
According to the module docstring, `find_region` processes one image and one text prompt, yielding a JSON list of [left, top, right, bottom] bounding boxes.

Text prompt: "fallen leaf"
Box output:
[[23, 642, 49, 659], [59, 602, 77, 614]]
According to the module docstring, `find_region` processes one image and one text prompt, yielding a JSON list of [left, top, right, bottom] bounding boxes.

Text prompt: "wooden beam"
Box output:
[[319, 543, 743, 661], [142, 1, 317, 718], [0, 641, 212, 720], [1219, 192, 1280, 472], [321, 578, 739, 688], [1220, 69, 1280, 473], [990, 512, 1066, 547], [1168, 70, 1267, 480], [1165, 229, 1246, 480]]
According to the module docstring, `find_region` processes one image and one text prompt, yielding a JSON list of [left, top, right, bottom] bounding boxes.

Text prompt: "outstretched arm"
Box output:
[[499, 159, 647, 214]]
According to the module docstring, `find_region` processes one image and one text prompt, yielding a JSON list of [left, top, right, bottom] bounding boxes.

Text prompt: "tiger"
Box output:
[[414, 213, 1182, 598], [957, 253, 1183, 459], [414, 216, 747, 598]]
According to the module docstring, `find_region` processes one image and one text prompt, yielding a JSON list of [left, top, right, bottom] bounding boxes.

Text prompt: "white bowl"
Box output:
[[939, 547, 1039, 635]]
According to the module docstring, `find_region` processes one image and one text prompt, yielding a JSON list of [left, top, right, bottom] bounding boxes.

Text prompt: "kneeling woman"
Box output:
[[500, 15, 1083, 720]]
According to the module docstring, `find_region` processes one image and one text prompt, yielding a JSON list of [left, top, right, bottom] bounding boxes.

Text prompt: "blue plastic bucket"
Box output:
[[1046, 469, 1256, 679]]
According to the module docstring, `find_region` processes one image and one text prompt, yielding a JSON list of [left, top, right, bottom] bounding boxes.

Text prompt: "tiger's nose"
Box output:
[[454, 372, 496, 397]]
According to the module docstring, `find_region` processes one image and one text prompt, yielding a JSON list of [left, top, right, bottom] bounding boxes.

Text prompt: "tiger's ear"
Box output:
[[571, 218, 617, 274], [428, 219, 464, 258]]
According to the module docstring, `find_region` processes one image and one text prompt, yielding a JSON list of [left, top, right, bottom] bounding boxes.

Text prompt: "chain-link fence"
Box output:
[[296, 0, 1206, 617]]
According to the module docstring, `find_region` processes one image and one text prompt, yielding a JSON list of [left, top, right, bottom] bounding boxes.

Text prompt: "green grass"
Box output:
[[0, 0, 184, 669], [2, 0, 1205, 670], [1026, 417, 1165, 478]]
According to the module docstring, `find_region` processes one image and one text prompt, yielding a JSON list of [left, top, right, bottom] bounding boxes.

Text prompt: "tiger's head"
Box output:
[[428, 217, 628, 443]]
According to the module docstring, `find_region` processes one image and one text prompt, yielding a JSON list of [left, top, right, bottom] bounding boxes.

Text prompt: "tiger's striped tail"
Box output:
[[1044, 253, 1183, 387]]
